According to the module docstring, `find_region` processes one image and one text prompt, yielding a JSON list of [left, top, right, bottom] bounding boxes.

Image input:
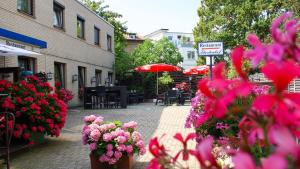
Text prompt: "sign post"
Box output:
[[198, 42, 224, 80]]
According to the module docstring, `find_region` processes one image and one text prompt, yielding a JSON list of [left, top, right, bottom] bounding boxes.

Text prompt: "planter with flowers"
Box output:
[[0, 75, 70, 145], [82, 115, 146, 169]]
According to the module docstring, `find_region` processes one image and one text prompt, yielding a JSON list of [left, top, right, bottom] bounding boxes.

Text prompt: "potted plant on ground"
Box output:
[[82, 115, 146, 169]]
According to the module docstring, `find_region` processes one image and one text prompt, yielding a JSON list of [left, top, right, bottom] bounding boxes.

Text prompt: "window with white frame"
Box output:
[[53, 1, 64, 29]]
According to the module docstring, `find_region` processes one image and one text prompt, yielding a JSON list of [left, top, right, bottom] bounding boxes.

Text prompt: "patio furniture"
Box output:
[[84, 87, 97, 109], [105, 92, 120, 108], [95, 86, 106, 108], [0, 94, 15, 169], [128, 92, 138, 104], [165, 90, 178, 105], [155, 92, 167, 105], [84, 86, 127, 109], [137, 93, 144, 103]]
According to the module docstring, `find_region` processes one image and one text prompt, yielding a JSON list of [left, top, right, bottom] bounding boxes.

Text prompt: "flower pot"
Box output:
[[90, 153, 133, 169]]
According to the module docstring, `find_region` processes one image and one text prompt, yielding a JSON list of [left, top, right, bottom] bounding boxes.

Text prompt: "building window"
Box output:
[[95, 69, 102, 86], [78, 66, 86, 98], [54, 62, 65, 88], [77, 16, 85, 39], [168, 36, 173, 41], [107, 34, 112, 52], [53, 1, 64, 29], [187, 51, 195, 60], [18, 56, 36, 73], [94, 27, 100, 46], [129, 33, 136, 39], [17, 0, 34, 16]]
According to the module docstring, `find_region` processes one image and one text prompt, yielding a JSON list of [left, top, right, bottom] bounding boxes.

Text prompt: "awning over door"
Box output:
[[0, 43, 41, 56]]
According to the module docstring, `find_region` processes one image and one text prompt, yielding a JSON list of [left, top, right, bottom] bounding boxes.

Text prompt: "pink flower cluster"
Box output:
[[82, 115, 146, 165], [149, 13, 300, 169]]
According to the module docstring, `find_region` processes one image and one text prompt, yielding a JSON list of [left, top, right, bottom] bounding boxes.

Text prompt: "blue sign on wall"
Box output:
[[0, 28, 47, 48]]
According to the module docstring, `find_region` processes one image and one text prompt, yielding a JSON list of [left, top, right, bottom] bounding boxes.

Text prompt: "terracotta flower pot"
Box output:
[[90, 153, 133, 169]]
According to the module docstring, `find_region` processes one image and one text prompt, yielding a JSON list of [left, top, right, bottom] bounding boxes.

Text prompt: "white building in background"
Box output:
[[145, 29, 198, 69]]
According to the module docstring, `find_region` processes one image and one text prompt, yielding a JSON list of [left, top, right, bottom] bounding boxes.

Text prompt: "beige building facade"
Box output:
[[0, 0, 115, 106]]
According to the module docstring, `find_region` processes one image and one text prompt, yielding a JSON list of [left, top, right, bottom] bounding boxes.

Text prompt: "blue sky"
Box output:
[[103, 0, 200, 36]]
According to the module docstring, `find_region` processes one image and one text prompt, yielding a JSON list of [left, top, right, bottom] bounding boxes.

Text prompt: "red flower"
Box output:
[[261, 61, 300, 93], [38, 126, 45, 132], [31, 126, 37, 132], [231, 46, 248, 80], [23, 133, 30, 140], [173, 133, 196, 162], [2, 97, 15, 110], [191, 136, 219, 168]]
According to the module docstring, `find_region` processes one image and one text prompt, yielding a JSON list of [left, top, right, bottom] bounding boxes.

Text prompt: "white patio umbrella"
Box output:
[[0, 43, 41, 67]]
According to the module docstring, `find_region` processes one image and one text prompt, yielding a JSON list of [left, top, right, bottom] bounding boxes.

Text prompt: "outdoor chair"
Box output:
[[84, 87, 97, 109], [95, 86, 106, 108], [166, 90, 178, 105], [155, 92, 167, 105], [105, 92, 120, 108]]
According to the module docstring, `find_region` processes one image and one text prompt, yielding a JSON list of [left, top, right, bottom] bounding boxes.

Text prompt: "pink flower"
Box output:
[[99, 154, 109, 162], [136, 140, 145, 149], [116, 136, 127, 144], [93, 117, 103, 125], [117, 144, 126, 151], [108, 158, 117, 165], [268, 126, 299, 156], [106, 150, 114, 157], [261, 154, 287, 169], [106, 144, 113, 151], [89, 143, 97, 151], [114, 151, 122, 159], [126, 145, 133, 154], [245, 33, 266, 67], [90, 129, 101, 141], [193, 136, 218, 168], [103, 133, 113, 142], [122, 121, 137, 129], [267, 43, 284, 61], [82, 135, 88, 145], [84, 115, 97, 123], [132, 131, 142, 142], [232, 152, 255, 169], [139, 148, 146, 155]]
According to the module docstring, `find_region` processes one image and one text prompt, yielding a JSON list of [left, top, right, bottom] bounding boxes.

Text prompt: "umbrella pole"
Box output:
[[156, 71, 158, 96]]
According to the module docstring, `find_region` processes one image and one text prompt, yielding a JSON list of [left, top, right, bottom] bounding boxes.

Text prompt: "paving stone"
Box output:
[[8, 103, 198, 169]]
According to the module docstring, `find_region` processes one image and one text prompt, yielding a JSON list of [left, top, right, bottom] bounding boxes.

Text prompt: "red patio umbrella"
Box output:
[[134, 63, 181, 95], [183, 65, 210, 76]]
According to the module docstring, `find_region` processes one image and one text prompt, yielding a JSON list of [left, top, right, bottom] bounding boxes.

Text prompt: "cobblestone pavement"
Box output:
[[8, 103, 199, 169]]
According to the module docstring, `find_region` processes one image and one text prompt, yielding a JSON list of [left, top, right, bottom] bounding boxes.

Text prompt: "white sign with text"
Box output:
[[198, 42, 224, 56]]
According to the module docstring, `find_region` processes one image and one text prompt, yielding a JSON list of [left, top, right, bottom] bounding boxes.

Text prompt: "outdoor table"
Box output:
[[84, 86, 127, 109], [105, 86, 127, 108]]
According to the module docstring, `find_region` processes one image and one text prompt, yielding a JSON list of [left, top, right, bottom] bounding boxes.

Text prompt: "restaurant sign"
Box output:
[[6, 40, 26, 49], [198, 42, 223, 56]]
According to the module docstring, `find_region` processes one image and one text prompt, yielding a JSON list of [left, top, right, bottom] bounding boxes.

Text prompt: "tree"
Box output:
[[193, 0, 300, 52], [81, 0, 129, 78], [132, 38, 183, 66], [130, 38, 183, 98]]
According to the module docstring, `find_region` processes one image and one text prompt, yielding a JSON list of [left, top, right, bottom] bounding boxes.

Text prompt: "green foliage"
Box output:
[[196, 57, 206, 65], [158, 72, 173, 85], [130, 38, 182, 97], [132, 38, 183, 66], [82, 0, 129, 79], [193, 0, 300, 52]]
